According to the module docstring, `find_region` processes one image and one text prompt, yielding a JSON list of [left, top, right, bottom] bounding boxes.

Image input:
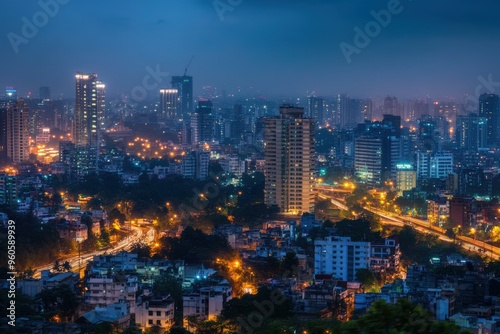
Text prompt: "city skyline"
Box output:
[[1, 0, 500, 99]]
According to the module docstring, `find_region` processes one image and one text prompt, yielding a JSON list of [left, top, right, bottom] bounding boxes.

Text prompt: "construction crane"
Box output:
[[184, 55, 195, 76]]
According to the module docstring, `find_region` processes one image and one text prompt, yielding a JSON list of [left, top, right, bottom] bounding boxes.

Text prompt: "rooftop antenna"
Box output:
[[184, 55, 195, 76]]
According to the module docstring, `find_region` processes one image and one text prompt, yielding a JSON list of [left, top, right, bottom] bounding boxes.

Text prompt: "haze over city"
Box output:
[[3, 1, 500, 333], [1, 0, 500, 99]]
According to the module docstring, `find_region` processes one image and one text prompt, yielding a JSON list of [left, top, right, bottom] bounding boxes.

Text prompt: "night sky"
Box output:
[[0, 0, 499, 99]]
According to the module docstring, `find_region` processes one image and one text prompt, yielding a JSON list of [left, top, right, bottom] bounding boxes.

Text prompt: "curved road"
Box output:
[[319, 192, 500, 261], [32, 226, 151, 278]]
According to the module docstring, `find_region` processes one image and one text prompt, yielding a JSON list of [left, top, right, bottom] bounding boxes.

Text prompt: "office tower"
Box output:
[[354, 115, 405, 187], [160, 89, 179, 121], [395, 163, 416, 195], [181, 151, 210, 180], [416, 152, 453, 179], [455, 113, 488, 151], [96, 81, 106, 132], [233, 104, 245, 138], [6, 98, 30, 163], [0, 107, 7, 163], [5, 87, 17, 103], [478, 93, 500, 147], [264, 105, 315, 214], [39, 87, 51, 100], [171, 76, 193, 121], [307, 97, 324, 126], [417, 115, 440, 153], [191, 100, 215, 143], [354, 136, 383, 188], [314, 236, 371, 281]]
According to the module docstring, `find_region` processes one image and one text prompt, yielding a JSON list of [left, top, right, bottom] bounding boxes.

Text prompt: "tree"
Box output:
[[130, 242, 152, 258], [53, 260, 71, 273], [280, 252, 299, 277], [81, 214, 94, 238], [168, 327, 192, 334], [39, 284, 79, 321], [345, 299, 467, 334], [355, 269, 378, 291]]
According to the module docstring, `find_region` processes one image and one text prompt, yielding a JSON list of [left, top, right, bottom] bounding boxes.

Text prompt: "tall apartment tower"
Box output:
[[160, 89, 179, 121], [455, 113, 488, 151], [96, 81, 106, 132], [75, 73, 100, 148], [171, 76, 193, 121], [73, 73, 105, 178], [7, 98, 30, 163], [478, 93, 500, 147], [307, 96, 324, 126], [264, 105, 315, 214]]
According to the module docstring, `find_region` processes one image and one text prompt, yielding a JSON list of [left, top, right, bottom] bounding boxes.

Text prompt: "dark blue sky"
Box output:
[[1, 0, 499, 99]]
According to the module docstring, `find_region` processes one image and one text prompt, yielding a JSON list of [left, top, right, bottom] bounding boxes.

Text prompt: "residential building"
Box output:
[[264, 105, 315, 214], [314, 236, 371, 281], [6, 98, 29, 163], [136, 296, 175, 330]]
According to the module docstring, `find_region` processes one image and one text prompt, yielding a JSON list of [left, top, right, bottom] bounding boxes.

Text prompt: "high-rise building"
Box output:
[[191, 101, 215, 143], [96, 81, 106, 132], [354, 115, 405, 187], [416, 152, 453, 179], [0, 106, 7, 163], [160, 89, 179, 121], [181, 151, 210, 180], [264, 105, 315, 214], [74, 73, 99, 148], [39, 86, 51, 100], [417, 115, 441, 153], [337, 94, 348, 128], [5, 87, 17, 103], [307, 97, 324, 126], [478, 93, 500, 147], [74, 73, 105, 178], [455, 113, 488, 151], [171, 76, 193, 121], [6, 98, 30, 163], [384, 96, 400, 117], [354, 136, 383, 188]]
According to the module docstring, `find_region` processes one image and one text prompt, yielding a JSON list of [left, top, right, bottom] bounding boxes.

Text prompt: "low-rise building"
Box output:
[[135, 296, 175, 331], [183, 283, 232, 328]]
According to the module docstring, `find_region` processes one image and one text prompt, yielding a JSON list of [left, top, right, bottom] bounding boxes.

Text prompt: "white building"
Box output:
[[416, 152, 453, 179], [314, 236, 371, 281], [84, 275, 138, 313], [136, 296, 175, 330], [219, 155, 245, 177], [183, 284, 232, 328]]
